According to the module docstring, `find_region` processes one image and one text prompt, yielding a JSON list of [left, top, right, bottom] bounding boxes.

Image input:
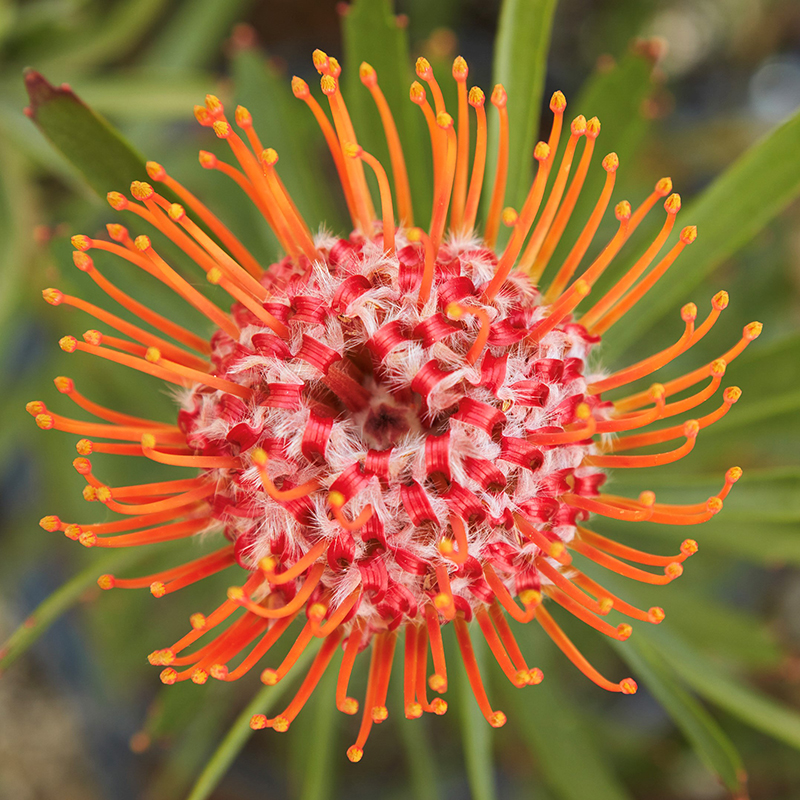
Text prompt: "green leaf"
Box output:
[[499, 639, 633, 800], [342, 0, 429, 221], [0, 548, 146, 672], [612, 636, 746, 793], [486, 0, 559, 214], [185, 642, 320, 800], [639, 629, 800, 753], [23, 69, 148, 197], [453, 633, 498, 800], [297, 665, 338, 800], [603, 106, 800, 361], [396, 680, 442, 800]]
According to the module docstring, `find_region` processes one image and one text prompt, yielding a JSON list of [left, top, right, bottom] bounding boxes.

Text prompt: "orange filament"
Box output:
[[102, 546, 235, 591], [614, 322, 761, 412], [260, 540, 328, 585], [292, 77, 359, 227], [532, 117, 599, 280], [370, 632, 397, 724], [258, 150, 319, 262], [483, 563, 540, 623], [689, 291, 729, 346], [205, 267, 289, 338], [95, 475, 203, 501], [140, 434, 238, 469], [347, 144, 396, 254], [86, 518, 209, 548], [75, 440, 192, 457], [404, 625, 422, 718], [476, 608, 528, 687], [434, 563, 456, 620], [429, 113, 457, 256], [147, 162, 262, 278], [594, 385, 666, 433], [199, 150, 260, 203], [543, 153, 618, 302], [527, 279, 591, 342], [536, 606, 636, 694], [607, 391, 739, 451], [484, 141, 553, 302], [454, 616, 507, 728], [320, 74, 374, 236], [233, 563, 325, 619], [54, 377, 177, 429], [580, 195, 680, 328], [134, 234, 241, 339], [527, 403, 596, 443], [100, 482, 216, 517], [522, 115, 587, 280], [337, 626, 363, 714], [463, 87, 487, 233], [513, 513, 570, 563], [439, 513, 469, 565], [587, 420, 699, 468], [171, 612, 266, 670], [259, 619, 316, 687], [562, 493, 653, 522], [347, 633, 383, 762], [63, 255, 209, 353], [445, 302, 492, 366], [416, 57, 445, 114], [329, 491, 373, 531], [571, 572, 664, 624], [414, 624, 445, 715], [46, 288, 208, 365], [488, 603, 537, 680], [359, 63, 413, 226], [314, 589, 360, 638], [56, 503, 202, 535], [578, 527, 697, 566], [570, 539, 682, 585], [32, 405, 186, 445], [450, 57, 470, 231], [536, 558, 611, 616], [424, 603, 448, 692], [252, 448, 320, 502], [148, 547, 237, 597], [221, 613, 299, 681], [484, 85, 509, 248], [546, 587, 632, 640], [411, 81, 444, 210], [589, 304, 697, 394], [63, 338, 252, 400], [263, 631, 344, 731], [409, 228, 436, 308], [590, 226, 698, 334]]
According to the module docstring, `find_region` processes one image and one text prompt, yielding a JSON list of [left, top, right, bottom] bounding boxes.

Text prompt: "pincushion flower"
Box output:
[[29, 48, 759, 762]]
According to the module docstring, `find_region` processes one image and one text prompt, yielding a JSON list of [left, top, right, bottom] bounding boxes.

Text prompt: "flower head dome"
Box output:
[[30, 48, 758, 762]]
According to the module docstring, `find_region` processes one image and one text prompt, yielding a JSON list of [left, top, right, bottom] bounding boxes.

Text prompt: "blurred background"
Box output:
[[1, 0, 800, 798]]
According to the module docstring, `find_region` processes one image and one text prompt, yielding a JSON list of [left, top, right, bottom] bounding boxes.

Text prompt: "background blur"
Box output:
[[1, 0, 800, 798]]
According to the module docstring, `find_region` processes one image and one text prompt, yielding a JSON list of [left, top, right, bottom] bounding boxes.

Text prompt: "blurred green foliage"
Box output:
[[1, 1, 800, 799]]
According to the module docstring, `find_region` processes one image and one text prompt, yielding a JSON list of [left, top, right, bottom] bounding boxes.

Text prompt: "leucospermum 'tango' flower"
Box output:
[[31, 49, 759, 762]]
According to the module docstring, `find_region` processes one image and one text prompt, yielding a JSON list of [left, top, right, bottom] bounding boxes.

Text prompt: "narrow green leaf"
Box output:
[[612, 636, 745, 793], [453, 633, 498, 800], [23, 69, 148, 197], [500, 641, 633, 800], [486, 0, 559, 213], [640, 629, 800, 752], [0, 548, 146, 672], [397, 689, 442, 800], [185, 642, 320, 800], [342, 0, 429, 221], [298, 665, 337, 800], [603, 106, 800, 360]]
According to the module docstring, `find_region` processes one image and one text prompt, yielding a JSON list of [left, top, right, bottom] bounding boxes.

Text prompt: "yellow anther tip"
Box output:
[[134, 234, 151, 251], [571, 114, 587, 135], [664, 192, 681, 214], [150, 581, 166, 598], [666, 562, 684, 579], [550, 90, 567, 112], [205, 94, 223, 114], [359, 62, 377, 87], [347, 745, 363, 763], [501, 207, 518, 226], [250, 714, 268, 730], [251, 447, 268, 467], [602, 152, 619, 172], [261, 147, 279, 166], [260, 668, 278, 685], [160, 668, 177, 685], [681, 539, 699, 556], [72, 456, 91, 474], [291, 76, 310, 98], [328, 490, 346, 508], [415, 56, 432, 78], [620, 678, 638, 695], [405, 702, 423, 719], [190, 613, 207, 630], [727, 466, 742, 482], [615, 200, 632, 220], [409, 80, 426, 103], [724, 386, 742, 403], [42, 287, 64, 305], [272, 716, 290, 733], [519, 589, 542, 607], [145, 161, 166, 181], [227, 586, 246, 602], [745, 321, 762, 339], [429, 673, 447, 693], [191, 669, 209, 685], [586, 116, 601, 138], [528, 668, 544, 685], [343, 142, 362, 159], [684, 419, 700, 438], [489, 711, 507, 728], [320, 75, 336, 95], [648, 607, 666, 624], [681, 302, 697, 321], [713, 290, 729, 310], [617, 624, 633, 640], [79, 531, 97, 548], [490, 84, 507, 107], [452, 56, 468, 80], [212, 120, 232, 138], [167, 203, 185, 221], [340, 697, 359, 715], [97, 574, 115, 590], [468, 86, 485, 107], [656, 177, 673, 196], [312, 49, 330, 72], [198, 150, 217, 168], [39, 515, 61, 532], [70, 234, 92, 251], [308, 603, 327, 622], [53, 376, 73, 393], [680, 225, 698, 244], [710, 359, 727, 377], [436, 111, 454, 129], [107, 191, 128, 210], [26, 400, 46, 416], [371, 705, 388, 723], [431, 697, 448, 715], [130, 181, 154, 201], [599, 597, 614, 614], [140, 433, 157, 450], [234, 106, 252, 127], [445, 302, 463, 320], [59, 336, 77, 353], [82, 330, 102, 346], [533, 141, 550, 161]]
